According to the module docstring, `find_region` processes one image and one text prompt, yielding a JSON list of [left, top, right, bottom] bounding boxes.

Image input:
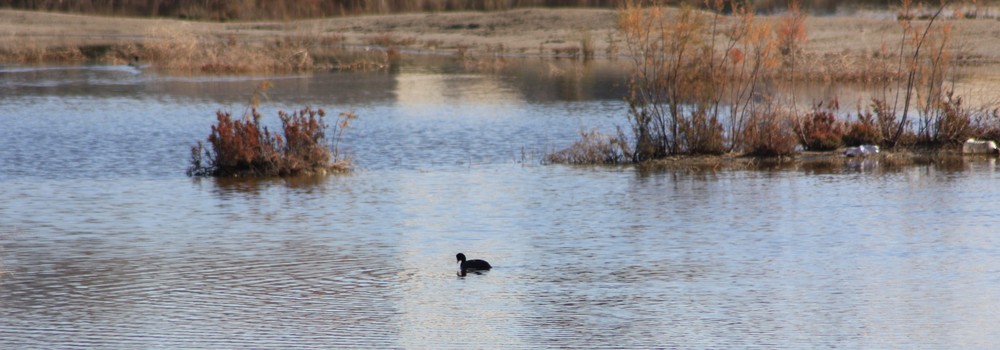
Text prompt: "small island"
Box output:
[[186, 82, 357, 177]]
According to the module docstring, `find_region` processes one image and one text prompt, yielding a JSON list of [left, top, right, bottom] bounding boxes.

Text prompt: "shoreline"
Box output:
[[636, 148, 998, 173], [4, 8, 1000, 69]]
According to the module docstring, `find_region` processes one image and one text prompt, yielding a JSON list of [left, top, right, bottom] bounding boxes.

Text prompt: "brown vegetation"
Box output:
[[843, 106, 882, 146], [138, 25, 388, 73], [546, 0, 820, 164], [857, 0, 1000, 150], [0, 10, 392, 72], [794, 100, 844, 151], [2, 2, 999, 165], [187, 82, 356, 177], [617, 0, 799, 161], [546, 0, 1000, 165], [545, 129, 631, 164], [6, 3, 1000, 77]]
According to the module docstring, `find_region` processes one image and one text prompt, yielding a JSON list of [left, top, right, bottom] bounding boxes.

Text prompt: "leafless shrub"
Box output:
[[546, 128, 631, 165], [739, 100, 801, 156], [617, 0, 784, 160]]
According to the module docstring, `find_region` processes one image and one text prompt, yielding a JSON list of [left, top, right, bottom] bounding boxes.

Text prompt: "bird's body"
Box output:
[[456, 253, 491, 274]]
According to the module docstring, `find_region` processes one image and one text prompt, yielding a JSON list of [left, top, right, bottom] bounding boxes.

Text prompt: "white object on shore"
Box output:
[[962, 138, 999, 155], [843, 144, 879, 157]]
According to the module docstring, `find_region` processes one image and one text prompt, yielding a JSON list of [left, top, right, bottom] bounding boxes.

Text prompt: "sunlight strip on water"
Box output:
[[395, 73, 523, 107]]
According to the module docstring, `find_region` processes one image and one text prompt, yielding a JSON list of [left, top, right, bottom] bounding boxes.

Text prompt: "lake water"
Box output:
[[2, 59, 1000, 348]]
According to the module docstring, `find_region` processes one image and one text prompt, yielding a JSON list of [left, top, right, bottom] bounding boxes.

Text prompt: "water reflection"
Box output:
[[204, 174, 333, 195], [2, 56, 994, 111], [0, 56, 629, 105], [632, 154, 997, 177]]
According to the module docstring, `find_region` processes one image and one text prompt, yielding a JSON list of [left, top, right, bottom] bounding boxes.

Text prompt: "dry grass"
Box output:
[[5, 6, 1000, 77], [135, 24, 391, 73], [0, 43, 85, 63], [142, 25, 331, 73], [546, 129, 631, 164], [0, 10, 389, 72]]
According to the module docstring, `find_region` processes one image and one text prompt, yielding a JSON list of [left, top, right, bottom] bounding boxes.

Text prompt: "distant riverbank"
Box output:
[[3, 8, 1000, 73]]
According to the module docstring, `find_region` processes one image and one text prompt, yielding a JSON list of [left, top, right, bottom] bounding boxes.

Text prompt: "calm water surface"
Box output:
[[2, 60, 1000, 348]]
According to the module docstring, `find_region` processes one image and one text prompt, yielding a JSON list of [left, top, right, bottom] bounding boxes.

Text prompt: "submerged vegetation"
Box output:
[[549, 0, 1000, 165], [187, 82, 357, 177]]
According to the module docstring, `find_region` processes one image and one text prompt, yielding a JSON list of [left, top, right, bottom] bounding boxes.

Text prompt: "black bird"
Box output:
[[456, 253, 491, 275]]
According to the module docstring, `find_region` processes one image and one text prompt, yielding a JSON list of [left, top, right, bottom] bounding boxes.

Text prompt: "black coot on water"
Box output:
[[456, 253, 491, 275]]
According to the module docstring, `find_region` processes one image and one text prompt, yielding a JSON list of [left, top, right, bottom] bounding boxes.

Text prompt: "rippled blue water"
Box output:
[[2, 62, 1000, 348]]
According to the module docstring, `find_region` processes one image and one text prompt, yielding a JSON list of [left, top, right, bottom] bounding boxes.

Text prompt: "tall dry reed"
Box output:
[[865, 0, 968, 148], [550, 0, 999, 164], [616, 0, 796, 161]]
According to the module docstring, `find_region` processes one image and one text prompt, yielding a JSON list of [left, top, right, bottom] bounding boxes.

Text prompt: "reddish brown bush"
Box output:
[[741, 108, 800, 157], [843, 110, 881, 146], [794, 100, 844, 151], [931, 91, 973, 146], [188, 83, 354, 177], [189, 108, 279, 177]]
